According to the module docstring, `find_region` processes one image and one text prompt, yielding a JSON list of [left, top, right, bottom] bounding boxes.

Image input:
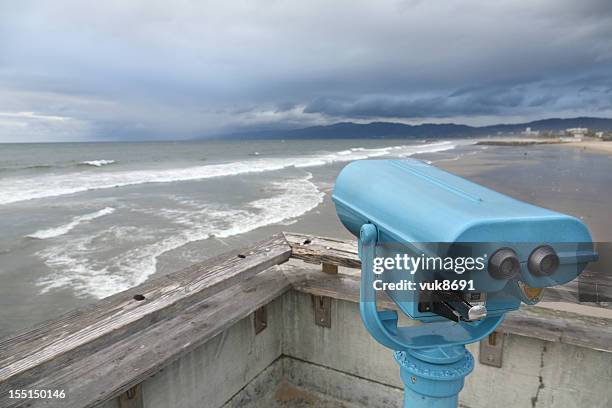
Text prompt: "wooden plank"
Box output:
[[0, 267, 292, 408], [284, 232, 611, 308], [281, 262, 612, 353], [283, 232, 360, 268], [0, 234, 291, 390]]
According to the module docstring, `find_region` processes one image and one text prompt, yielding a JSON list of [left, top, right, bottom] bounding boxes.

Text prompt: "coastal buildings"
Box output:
[[559, 127, 588, 142], [521, 127, 540, 136], [565, 127, 588, 138]]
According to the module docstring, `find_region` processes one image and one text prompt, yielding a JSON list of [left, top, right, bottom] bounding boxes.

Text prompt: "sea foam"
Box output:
[[36, 175, 324, 299], [80, 159, 116, 167], [27, 207, 116, 239], [0, 141, 460, 206]]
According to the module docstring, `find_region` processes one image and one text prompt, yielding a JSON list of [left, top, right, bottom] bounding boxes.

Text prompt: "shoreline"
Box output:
[[475, 138, 562, 146], [561, 140, 612, 155], [1, 139, 610, 337], [475, 136, 612, 155]]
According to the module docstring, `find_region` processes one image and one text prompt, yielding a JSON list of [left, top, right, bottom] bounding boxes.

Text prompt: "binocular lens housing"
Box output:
[[488, 245, 560, 280], [488, 248, 520, 280], [528, 245, 559, 276]]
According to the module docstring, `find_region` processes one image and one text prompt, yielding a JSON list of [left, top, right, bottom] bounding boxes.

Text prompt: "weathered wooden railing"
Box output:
[[0, 232, 610, 408]]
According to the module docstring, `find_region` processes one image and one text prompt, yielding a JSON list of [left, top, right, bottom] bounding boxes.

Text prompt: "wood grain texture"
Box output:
[[283, 232, 360, 268], [0, 234, 290, 392], [284, 232, 611, 308], [0, 267, 291, 408]]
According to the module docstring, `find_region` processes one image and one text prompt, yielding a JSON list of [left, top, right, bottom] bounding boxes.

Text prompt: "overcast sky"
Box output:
[[1, 0, 611, 142]]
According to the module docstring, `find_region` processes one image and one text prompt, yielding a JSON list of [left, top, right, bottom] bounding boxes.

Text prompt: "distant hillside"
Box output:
[[213, 117, 612, 139]]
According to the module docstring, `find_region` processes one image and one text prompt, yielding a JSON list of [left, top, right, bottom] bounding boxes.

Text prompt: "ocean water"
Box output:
[[0, 138, 476, 336], [2, 139, 611, 337]]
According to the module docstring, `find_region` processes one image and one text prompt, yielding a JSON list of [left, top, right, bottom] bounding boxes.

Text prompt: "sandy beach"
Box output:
[[476, 138, 563, 146], [562, 140, 612, 155], [477, 136, 612, 156]]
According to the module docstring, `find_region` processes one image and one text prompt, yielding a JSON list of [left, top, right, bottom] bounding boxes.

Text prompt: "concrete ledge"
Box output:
[[94, 289, 611, 408], [282, 290, 612, 408]]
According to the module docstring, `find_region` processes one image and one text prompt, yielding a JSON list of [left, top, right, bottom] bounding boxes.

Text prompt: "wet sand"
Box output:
[[562, 140, 612, 156], [476, 138, 562, 146], [438, 144, 612, 241], [430, 143, 612, 319]]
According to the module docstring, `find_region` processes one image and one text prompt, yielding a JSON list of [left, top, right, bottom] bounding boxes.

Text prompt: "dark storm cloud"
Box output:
[[0, 0, 611, 141], [304, 83, 566, 118]]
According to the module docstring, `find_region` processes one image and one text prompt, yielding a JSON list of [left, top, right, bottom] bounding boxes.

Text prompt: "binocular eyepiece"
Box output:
[[488, 248, 520, 280], [528, 245, 560, 276], [488, 244, 560, 280]]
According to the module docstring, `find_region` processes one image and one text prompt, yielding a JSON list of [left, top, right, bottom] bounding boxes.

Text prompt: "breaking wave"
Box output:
[[0, 141, 459, 205], [27, 207, 116, 239], [79, 160, 116, 167], [36, 175, 324, 299]]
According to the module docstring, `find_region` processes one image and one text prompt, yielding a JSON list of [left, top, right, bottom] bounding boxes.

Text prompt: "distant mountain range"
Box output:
[[215, 117, 612, 139]]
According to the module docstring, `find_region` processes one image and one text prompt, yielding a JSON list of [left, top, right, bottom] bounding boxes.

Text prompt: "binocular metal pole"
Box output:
[[395, 345, 474, 408], [358, 223, 475, 408]]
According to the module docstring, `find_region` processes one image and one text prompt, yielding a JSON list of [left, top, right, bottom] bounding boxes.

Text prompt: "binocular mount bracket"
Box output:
[[358, 223, 505, 408], [358, 223, 504, 351]]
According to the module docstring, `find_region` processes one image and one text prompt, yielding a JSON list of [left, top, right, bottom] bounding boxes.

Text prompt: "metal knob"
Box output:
[[528, 245, 559, 277], [488, 248, 520, 280], [467, 304, 487, 321]]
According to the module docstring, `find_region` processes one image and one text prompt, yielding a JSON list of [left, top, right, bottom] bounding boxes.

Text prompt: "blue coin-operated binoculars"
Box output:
[[332, 159, 597, 408]]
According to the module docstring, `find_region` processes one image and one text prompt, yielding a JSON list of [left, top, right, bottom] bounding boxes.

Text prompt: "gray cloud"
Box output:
[[304, 75, 612, 119], [0, 0, 611, 141]]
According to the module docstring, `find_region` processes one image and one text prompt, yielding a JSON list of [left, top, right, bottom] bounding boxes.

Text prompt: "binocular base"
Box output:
[[395, 345, 474, 408]]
